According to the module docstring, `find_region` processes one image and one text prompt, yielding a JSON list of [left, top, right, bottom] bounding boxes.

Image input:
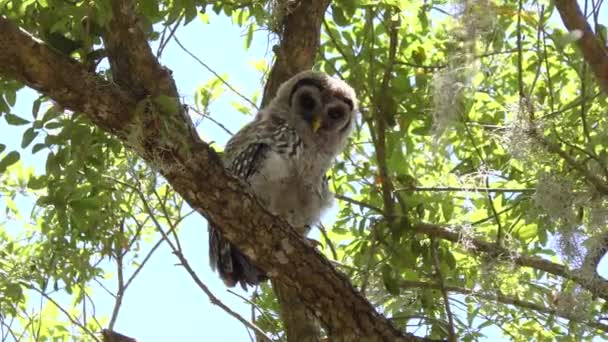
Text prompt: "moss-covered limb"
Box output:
[[0, 17, 135, 137], [412, 223, 608, 300], [0, 15, 434, 342]]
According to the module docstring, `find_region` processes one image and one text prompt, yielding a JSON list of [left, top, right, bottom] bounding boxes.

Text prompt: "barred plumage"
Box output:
[[208, 71, 358, 289]]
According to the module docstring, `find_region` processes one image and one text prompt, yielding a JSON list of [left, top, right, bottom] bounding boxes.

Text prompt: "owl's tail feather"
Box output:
[[209, 225, 268, 290]]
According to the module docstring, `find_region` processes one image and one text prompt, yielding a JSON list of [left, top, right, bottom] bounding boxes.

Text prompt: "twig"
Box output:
[[0, 318, 19, 342], [532, 133, 608, 195], [396, 186, 535, 194], [317, 223, 338, 260], [227, 289, 272, 322], [153, 187, 183, 253], [136, 187, 272, 341], [27, 286, 100, 341], [334, 193, 384, 214], [462, 123, 503, 244], [174, 36, 258, 110], [188, 105, 234, 136], [157, 15, 183, 58], [374, 7, 399, 224], [430, 240, 456, 342], [109, 220, 126, 330]]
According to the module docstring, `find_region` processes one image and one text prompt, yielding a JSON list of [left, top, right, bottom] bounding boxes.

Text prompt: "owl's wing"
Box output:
[[208, 144, 270, 289], [209, 116, 300, 289]]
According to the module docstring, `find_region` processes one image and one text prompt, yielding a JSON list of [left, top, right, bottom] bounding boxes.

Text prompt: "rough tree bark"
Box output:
[[0, 1, 431, 341], [555, 0, 608, 94]]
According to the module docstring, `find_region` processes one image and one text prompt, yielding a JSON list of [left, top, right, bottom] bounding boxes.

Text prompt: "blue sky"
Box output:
[[2, 4, 608, 341]]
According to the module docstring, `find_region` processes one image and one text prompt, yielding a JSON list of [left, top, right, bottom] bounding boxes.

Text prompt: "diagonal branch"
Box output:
[[532, 133, 608, 195], [0, 19, 135, 137], [0, 12, 431, 342], [412, 223, 608, 300], [555, 0, 608, 94], [398, 280, 608, 333]]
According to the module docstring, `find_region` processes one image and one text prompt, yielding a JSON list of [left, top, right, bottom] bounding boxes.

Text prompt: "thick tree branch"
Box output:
[[101, 330, 136, 342], [260, 0, 330, 107], [555, 0, 608, 94], [0, 19, 135, 137], [0, 14, 429, 342], [102, 0, 178, 99], [412, 223, 608, 300]]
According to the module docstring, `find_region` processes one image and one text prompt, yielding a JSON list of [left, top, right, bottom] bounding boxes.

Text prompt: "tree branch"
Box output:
[[583, 231, 608, 275], [532, 133, 608, 195], [412, 223, 608, 300], [398, 280, 608, 333], [260, 0, 330, 107], [397, 186, 535, 194], [555, 0, 608, 94], [0, 19, 135, 137], [374, 8, 399, 224], [102, 0, 178, 99], [430, 240, 456, 342], [101, 329, 137, 342], [0, 11, 430, 342]]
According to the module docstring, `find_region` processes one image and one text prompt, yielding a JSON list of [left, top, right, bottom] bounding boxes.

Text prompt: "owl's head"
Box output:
[[265, 71, 358, 148]]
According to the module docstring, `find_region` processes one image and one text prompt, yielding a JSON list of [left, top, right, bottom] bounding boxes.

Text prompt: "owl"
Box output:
[[208, 70, 358, 289]]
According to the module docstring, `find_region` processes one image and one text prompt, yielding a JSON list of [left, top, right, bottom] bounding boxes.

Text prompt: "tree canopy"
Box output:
[[1, 0, 608, 341]]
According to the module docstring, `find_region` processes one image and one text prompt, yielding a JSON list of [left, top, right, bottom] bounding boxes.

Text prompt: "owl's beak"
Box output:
[[311, 116, 322, 133]]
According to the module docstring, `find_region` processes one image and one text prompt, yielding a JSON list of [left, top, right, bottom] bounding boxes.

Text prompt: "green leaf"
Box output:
[[21, 127, 38, 148], [32, 98, 42, 119], [32, 143, 47, 154], [381, 264, 400, 295], [5, 283, 23, 301], [44, 121, 63, 129], [69, 198, 101, 211], [0, 151, 20, 173], [184, 3, 198, 24], [28, 175, 47, 190], [0, 98, 8, 114], [441, 201, 454, 221], [0, 144, 5, 154], [332, 6, 349, 27], [5, 90, 16, 107], [245, 24, 254, 50], [5, 113, 30, 125], [410, 126, 430, 136]]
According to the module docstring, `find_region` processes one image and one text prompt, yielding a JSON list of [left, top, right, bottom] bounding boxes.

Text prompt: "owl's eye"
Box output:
[[299, 93, 317, 111], [328, 107, 345, 120]]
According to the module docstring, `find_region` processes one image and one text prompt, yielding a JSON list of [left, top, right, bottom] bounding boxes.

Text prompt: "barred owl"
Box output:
[[209, 70, 358, 289]]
